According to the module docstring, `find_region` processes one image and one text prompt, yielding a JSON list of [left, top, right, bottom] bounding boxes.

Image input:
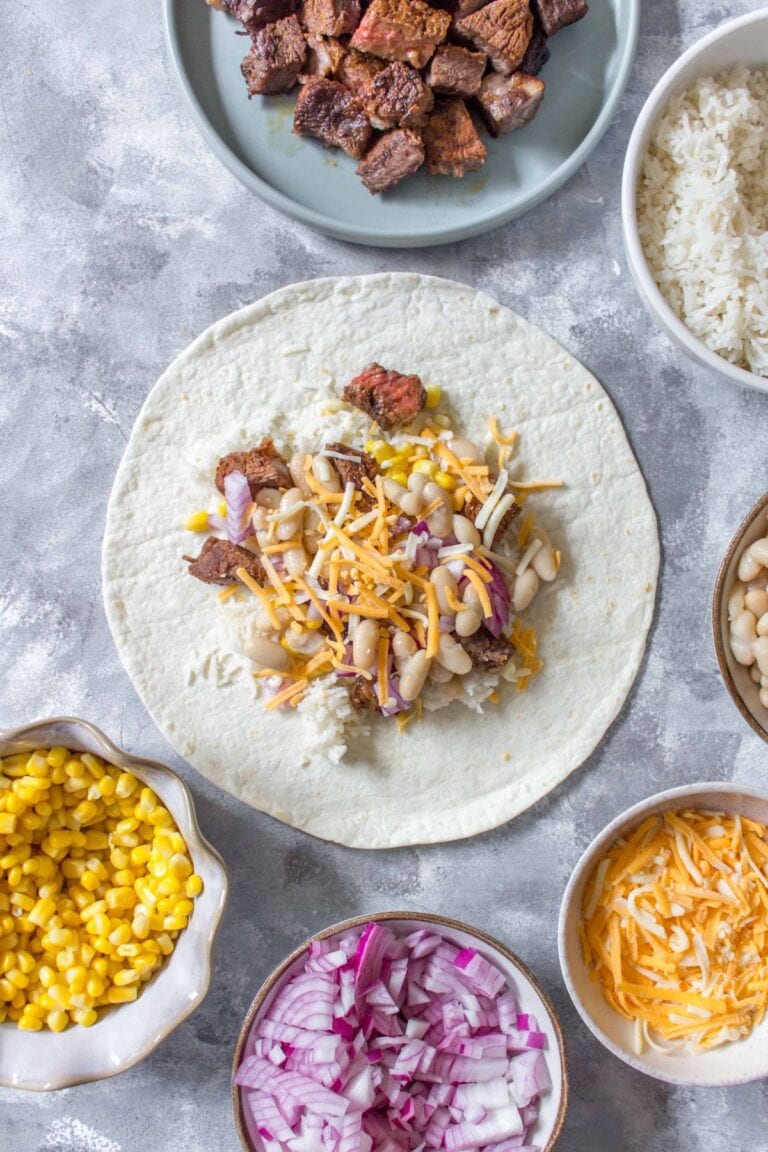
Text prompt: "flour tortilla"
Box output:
[[103, 274, 658, 848]]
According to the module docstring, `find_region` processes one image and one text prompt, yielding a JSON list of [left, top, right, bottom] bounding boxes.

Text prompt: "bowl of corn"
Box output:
[[0, 716, 227, 1091]]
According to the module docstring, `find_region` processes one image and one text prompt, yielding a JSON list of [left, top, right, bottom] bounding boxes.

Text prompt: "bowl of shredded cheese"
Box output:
[[0, 716, 227, 1090], [559, 783, 768, 1085]]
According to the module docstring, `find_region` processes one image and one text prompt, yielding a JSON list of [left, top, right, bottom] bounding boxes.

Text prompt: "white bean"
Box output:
[[450, 436, 483, 464], [392, 629, 417, 667], [429, 663, 454, 684], [738, 541, 767, 582], [284, 546, 308, 578], [423, 482, 453, 538], [751, 663, 763, 683], [513, 568, 540, 612], [243, 636, 291, 671], [728, 584, 746, 620], [435, 633, 472, 675], [455, 607, 481, 638], [312, 455, 341, 492], [463, 583, 482, 612], [732, 609, 757, 643], [430, 566, 458, 615], [754, 636, 768, 677], [746, 588, 768, 619], [757, 612, 768, 637], [750, 539, 768, 568], [255, 488, 281, 510], [289, 452, 313, 495], [277, 487, 305, 541], [760, 687, 768, 709], [532, 542, 557, 582], [399, 651, 431, 701], [453, 514, 481, 547], [285, 626, 324, 657], [250, 607, 291, 636], [352, 619, 379, 671], [399, 491, 423, 518], [732, 639, 756, 667], [251, 507, 270, 549], [408, 472, 429, 495]]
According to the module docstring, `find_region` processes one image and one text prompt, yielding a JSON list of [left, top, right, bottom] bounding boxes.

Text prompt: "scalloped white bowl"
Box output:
[[0, 717, 228, 1091]]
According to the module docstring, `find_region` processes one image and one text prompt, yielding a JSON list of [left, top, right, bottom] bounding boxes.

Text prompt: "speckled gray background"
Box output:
[[1, 0, 767, 1149]]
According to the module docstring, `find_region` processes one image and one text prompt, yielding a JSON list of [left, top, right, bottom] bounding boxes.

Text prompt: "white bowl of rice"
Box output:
[[622, 9, 768, 392]]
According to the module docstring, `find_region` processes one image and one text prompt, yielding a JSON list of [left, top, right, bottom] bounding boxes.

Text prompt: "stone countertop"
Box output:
[[1, 1, 767, 1149]]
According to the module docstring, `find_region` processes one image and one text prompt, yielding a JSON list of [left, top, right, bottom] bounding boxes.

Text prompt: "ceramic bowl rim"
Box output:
[[232, 910, 569, 1151], [558, 781, 768, 1086], [621, 6, 768, 395], [0, 715, 228, 1091]]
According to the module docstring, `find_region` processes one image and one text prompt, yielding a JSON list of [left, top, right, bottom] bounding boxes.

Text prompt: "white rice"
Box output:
[[637, 65, 768, 377]]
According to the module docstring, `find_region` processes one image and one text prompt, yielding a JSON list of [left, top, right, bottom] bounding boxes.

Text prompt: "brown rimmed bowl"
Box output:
[[0, 716, 228, 1091], [712, 492, 768, 743], [232, 910, 568, 1152]]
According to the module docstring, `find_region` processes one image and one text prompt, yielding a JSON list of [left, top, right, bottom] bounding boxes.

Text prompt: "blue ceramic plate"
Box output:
[[164, 0, 638, 247]]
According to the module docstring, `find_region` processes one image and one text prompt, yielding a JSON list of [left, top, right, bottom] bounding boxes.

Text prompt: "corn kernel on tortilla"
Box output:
[[102, 274, 658, 848]]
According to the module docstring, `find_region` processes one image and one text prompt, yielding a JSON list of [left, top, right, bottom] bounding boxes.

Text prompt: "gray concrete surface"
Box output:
[[2, 0, 767, 1148]]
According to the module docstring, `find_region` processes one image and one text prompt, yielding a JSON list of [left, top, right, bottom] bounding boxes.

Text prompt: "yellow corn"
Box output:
[[425, 385, 441, 409], [365, 440, 396, 464], [433, 471, 457, 491], [185, 511, 210, 532], [0, 748, 202, 1032], [411, 459, 437, 478], [389, 471, 408, 487]]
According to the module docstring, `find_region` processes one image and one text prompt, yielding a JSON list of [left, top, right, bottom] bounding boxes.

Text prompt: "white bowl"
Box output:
[[622, 8, 768, 395], [233, 912, 569, 1152], [0, 717, 228, 1091], [558, 783, 768, 1086]]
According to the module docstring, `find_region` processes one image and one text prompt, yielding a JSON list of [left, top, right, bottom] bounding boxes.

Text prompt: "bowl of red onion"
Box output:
[[232, 912, 568, 1152]]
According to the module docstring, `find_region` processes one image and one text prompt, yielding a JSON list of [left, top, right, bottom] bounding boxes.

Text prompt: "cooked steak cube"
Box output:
[[294, 78, 372, 158], [226, 0, 298, 29], [350, 675, 380, 712], [520, 15, 550, 73], [454, 0, 532, 75], [460, 626, 514, 669], [351, 0, 451, 69], [476, 71, 544, 136], [215, 438, 292, 497], [531, 0, 587, 37], [425, 45, 486, 97], [301, 35, 347, 79], [360, 62, 434, 128], [299, 0, 360, 36], [357, 128, 425, 193], [343, 364, 426, 430], [241, 16, 306, 94], [463, 490, 521, 545], [184, 537, 265, 587], [422, 97, 486, 177], [337, 48, 388, 95], [325, 442, 379, 488]]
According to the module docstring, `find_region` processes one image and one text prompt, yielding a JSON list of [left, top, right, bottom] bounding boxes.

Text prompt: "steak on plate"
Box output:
[[351, 0, 451, 69], [422, 97, 487, 176], [294, 77, 372, 158], [531, 0, 587, 37], [476, 71, 545, 136], [520, 14, 550, 73], [460, 626, 514, 669], [360, 61, 434, 128], [223, 0, 298, 29], [184, 537, 266, 587], [350, 675, 381, 712], [343, 364, 426, 429], [425, 45, 486, 97], [241, 15, 307, 94], [337, 48, 388, 94], [299, 0, 361, 36], [356, 128, 425, 193], [453, 0, 532, 75], [301, 35, 347, 79], [324, 443, 379, 489], [215, 438, 292, 497]]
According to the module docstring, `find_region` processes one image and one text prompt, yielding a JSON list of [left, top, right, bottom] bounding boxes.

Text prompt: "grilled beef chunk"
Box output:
[[520, 15, 550, 73], [423, 97, 487, 176], [361, 62, 434, 128], [351, 0, 451, 68], [464, 490, 521, 545], [426, 45, 486, 97], [453, 0, 532, 75], [294, 78, 372, 158], [301, 35, 347, 79], [299, 0, 360, 36], [357, 128, 425, 193], [477, 72, 544, 136], [224, 0, 298, 29], [460, 626, 514, 669], [215, 438, 292, 497], [325, 442, 379, 489], [350, 675, 381, 712], [337, 48, 388, 94], [343, 364, 426, 430], [241, 16, 307, 94], [531, 0, 587, 37], [185, 537, 265, 586]]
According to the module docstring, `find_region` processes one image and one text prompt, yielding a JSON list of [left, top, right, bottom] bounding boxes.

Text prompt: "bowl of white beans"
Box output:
[[713, 493, 768, 744]]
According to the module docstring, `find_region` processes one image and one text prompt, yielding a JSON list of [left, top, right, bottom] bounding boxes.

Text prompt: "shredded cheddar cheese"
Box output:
[[581, 809, 768, 1052]]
